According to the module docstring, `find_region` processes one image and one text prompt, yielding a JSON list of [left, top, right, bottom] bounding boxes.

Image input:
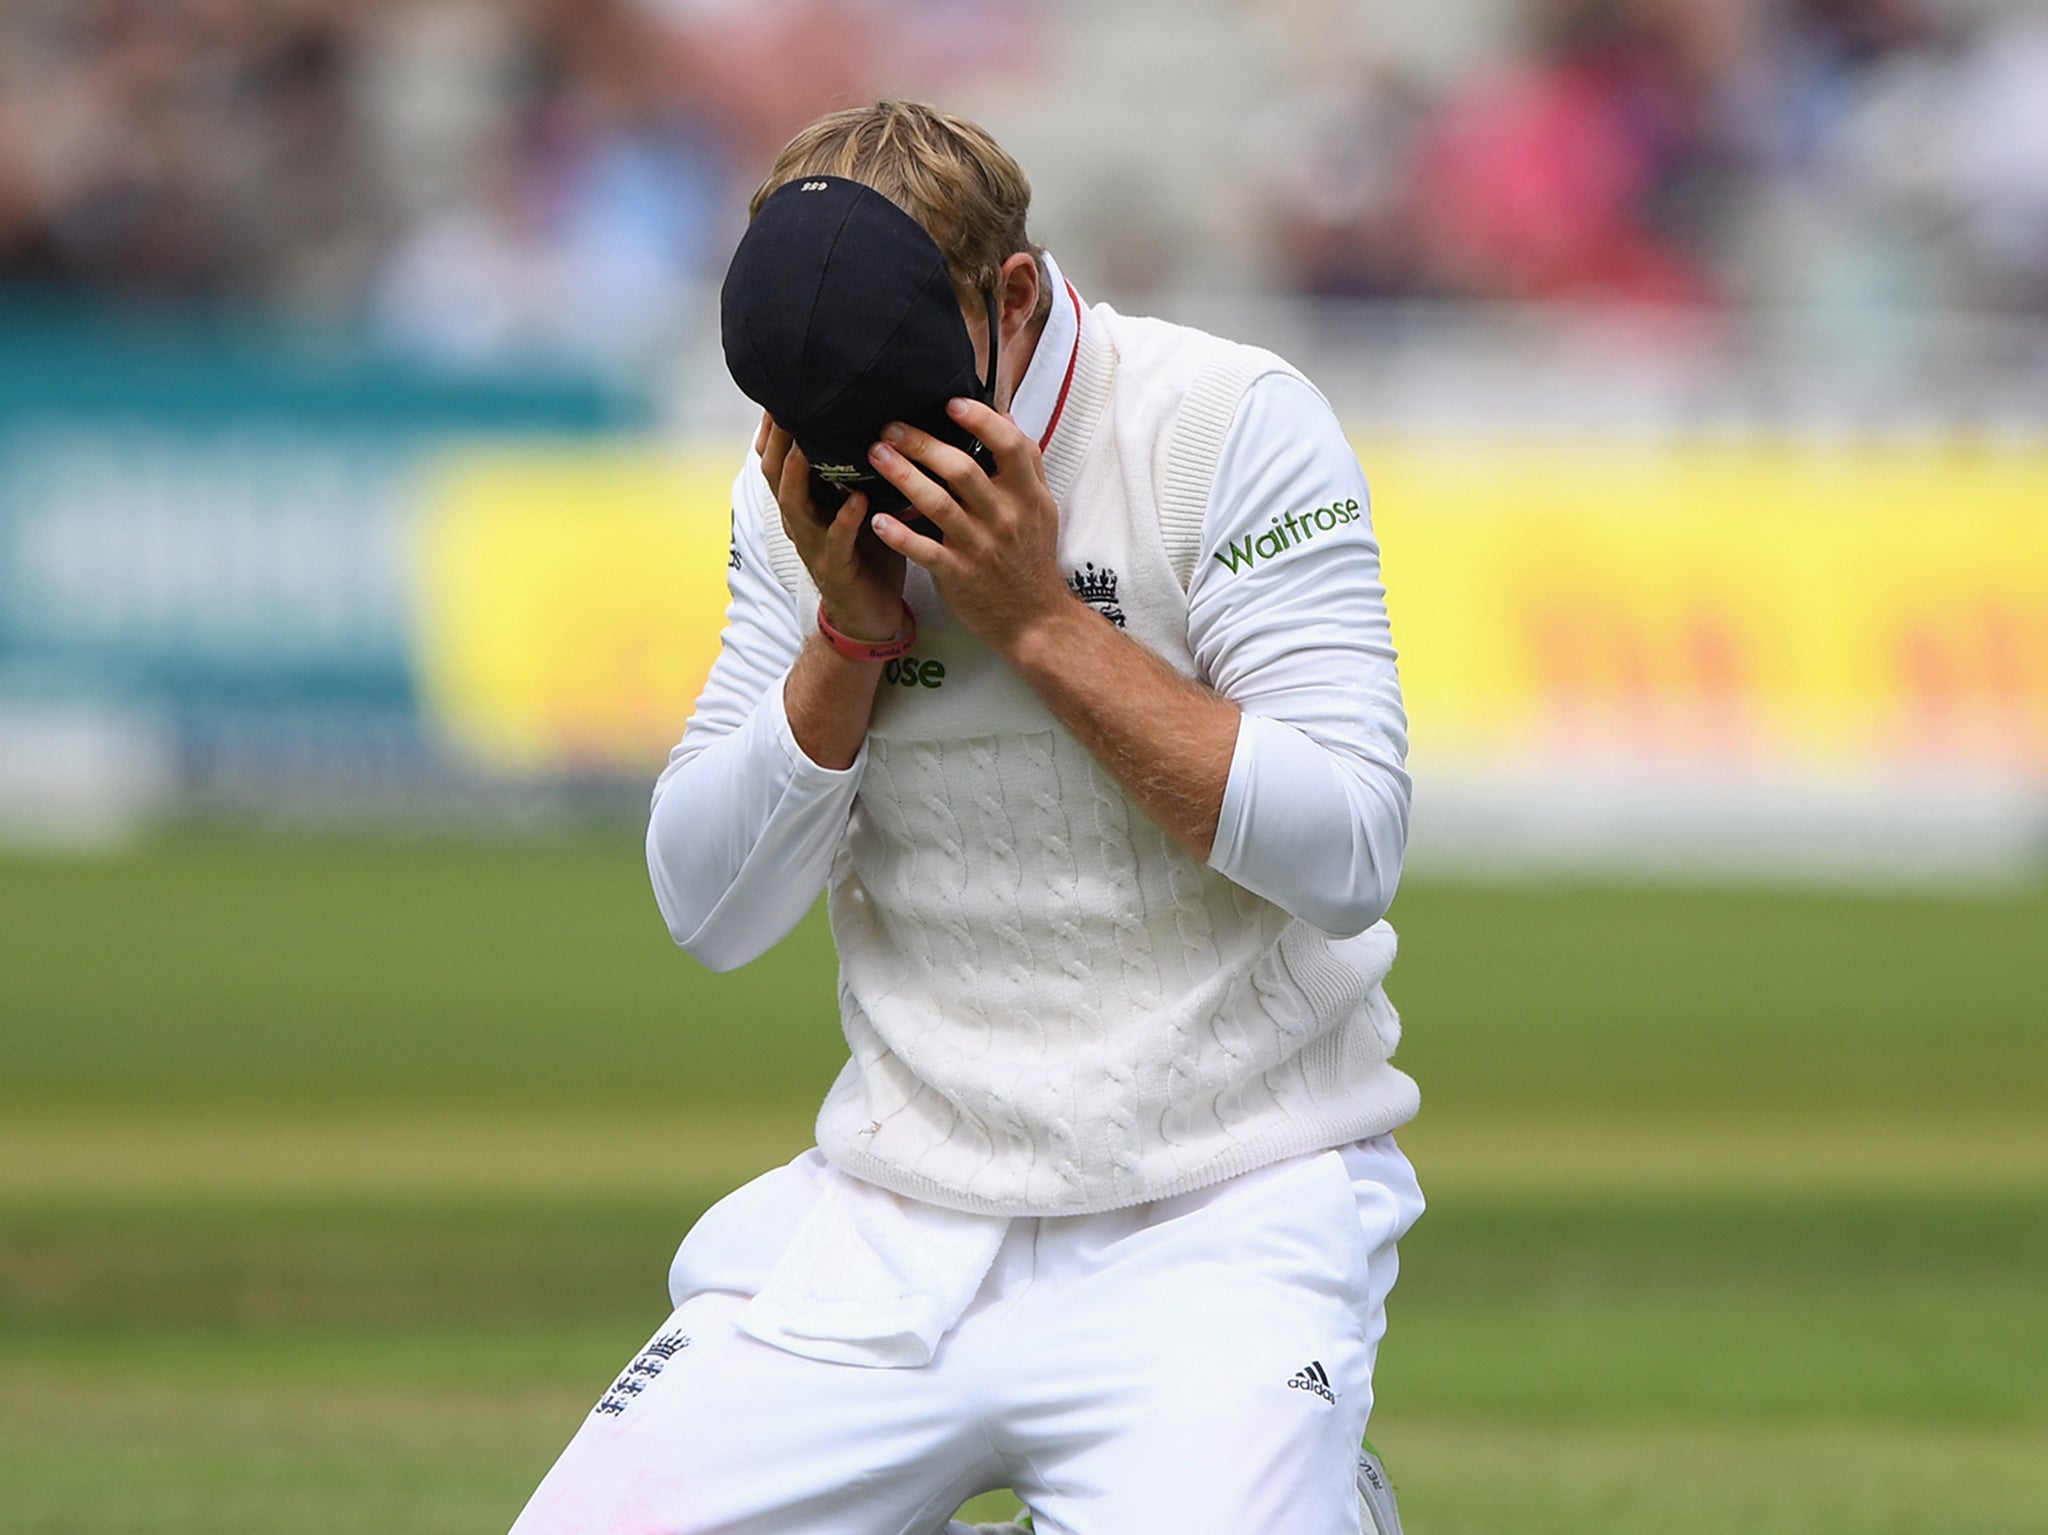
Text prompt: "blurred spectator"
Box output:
[[0, 0, 1033, 369], [3, 0, 2045, 350], [1265, 60, 1432, 299], [1409, 0, 1729, 306], [1263, 0, 2048, 318], [0, 0, 380, 307], [373, 0, 729, 371], [640, 0, 1041, 176], [1941, 11, 2048, 312]]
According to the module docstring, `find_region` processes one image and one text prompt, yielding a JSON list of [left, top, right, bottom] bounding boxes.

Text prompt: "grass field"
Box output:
[[3, 836, 2045, 1533]]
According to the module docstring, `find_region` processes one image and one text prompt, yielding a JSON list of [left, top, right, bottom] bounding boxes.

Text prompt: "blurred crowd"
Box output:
[[2, 0, 2044, 372], [1267, 0, 2048, 315], [0, 0, 1037, 368]]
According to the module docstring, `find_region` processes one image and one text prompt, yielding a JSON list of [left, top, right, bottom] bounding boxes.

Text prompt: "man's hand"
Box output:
[[758, 413, 905, 642], [863, 398, 1074, 660], [757, 413, 903, 772], [867, 396, 1237, 862]]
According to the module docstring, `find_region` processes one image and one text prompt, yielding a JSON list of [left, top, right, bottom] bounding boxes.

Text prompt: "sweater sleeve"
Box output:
[[1188, 372, 1412, 936], [646, 462, 866, 971]]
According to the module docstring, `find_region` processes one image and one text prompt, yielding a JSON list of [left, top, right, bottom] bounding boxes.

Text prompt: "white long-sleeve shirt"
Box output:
[[649, 258, 1410, 971]]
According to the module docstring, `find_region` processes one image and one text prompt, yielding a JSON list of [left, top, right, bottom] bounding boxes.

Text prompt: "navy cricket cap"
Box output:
[[720, 175, 998, 527]]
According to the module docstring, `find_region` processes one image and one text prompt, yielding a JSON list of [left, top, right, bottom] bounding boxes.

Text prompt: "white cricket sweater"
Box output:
[[698, 278, 1419, 1217]]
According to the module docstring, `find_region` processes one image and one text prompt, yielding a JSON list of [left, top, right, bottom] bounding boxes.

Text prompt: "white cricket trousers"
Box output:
[[509, 1136, 1423, 1535]]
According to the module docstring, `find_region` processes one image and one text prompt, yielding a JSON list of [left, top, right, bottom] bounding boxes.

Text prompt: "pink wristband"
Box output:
[[816, 600, 917, 662]]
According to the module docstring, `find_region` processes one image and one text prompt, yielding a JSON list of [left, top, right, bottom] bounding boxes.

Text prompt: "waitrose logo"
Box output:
[[1211, 497, 1362, 574]]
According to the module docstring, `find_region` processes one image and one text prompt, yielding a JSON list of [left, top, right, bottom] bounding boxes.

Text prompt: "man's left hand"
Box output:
[[864, 398, 1074, 659]]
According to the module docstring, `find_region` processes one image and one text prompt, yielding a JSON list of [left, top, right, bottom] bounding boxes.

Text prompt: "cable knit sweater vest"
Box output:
[[755, 300, 1419, 1216]]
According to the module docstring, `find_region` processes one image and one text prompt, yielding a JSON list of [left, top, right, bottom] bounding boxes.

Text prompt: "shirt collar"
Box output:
[[1005, 252, 1081, 449]]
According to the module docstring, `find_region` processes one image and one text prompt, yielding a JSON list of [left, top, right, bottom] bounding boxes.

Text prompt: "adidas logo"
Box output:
[[1287, 1359, 1336, 1403]]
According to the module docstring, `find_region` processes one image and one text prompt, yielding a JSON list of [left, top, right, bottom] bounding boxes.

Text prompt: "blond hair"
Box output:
[[752, 101, 1048, 317]]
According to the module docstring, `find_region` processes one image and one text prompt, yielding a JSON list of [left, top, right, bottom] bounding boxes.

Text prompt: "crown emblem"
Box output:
[[1066, 562, 1126, 627], [643, 1331, 692, 1360]]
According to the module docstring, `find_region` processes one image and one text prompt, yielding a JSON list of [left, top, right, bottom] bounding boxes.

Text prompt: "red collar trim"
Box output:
[[1037, 280, 1084, 452]]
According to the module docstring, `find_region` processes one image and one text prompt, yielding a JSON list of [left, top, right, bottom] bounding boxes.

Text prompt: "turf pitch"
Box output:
[[2, 837, 2044, 1532]]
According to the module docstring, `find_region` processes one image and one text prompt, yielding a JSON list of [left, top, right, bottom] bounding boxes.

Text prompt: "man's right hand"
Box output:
[[759, 413, 906, 643]]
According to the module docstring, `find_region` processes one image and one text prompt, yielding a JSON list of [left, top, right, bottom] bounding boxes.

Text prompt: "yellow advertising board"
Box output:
[[1367, 439, 2048, 772], [413, 446, 740, 770], [412, 437, 2048, 778]]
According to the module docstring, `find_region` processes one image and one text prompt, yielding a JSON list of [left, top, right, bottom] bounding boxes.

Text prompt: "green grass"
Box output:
[[1, 837, 2044, 1532], [0, 835, 848, 1108]]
